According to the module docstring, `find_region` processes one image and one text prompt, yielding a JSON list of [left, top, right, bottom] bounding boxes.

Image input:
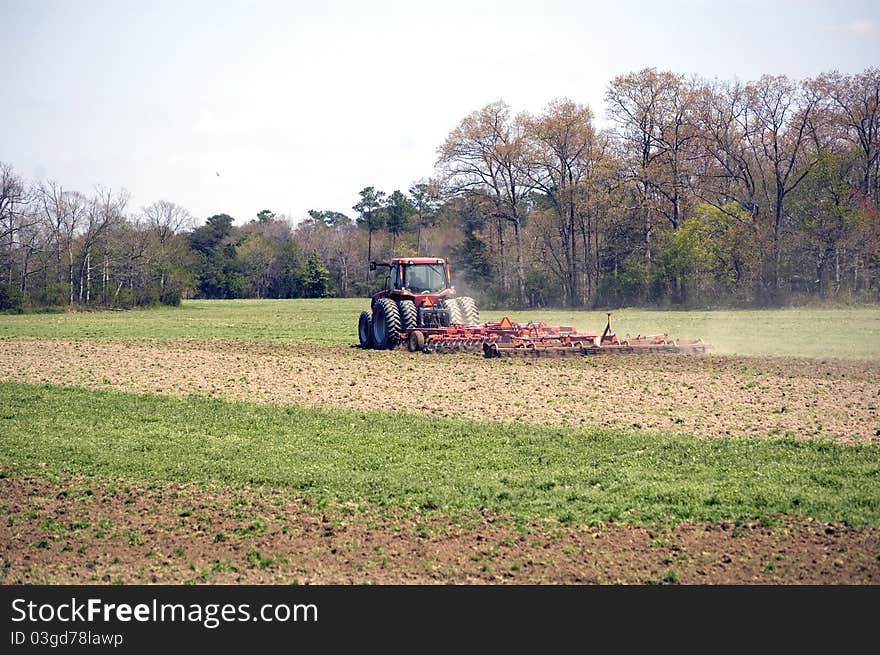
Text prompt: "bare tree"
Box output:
[[746, 75, 824, 296], [819, 68, 880, 200], [142, 199, 192, 294], [694, 76, 824, 299], [606, 70, 702, 273], [694, 79, 759, 216], [438, 101, 532, 304], [106, 216, 152, 304], [523, 98, 602, 305], [0, 162, 33, 288], [327, 221, 361, 296], [15, 216, 46, 299], [36, 181, 89, 303], [79, 188, 128, 304], [143, 199, 193, 245]]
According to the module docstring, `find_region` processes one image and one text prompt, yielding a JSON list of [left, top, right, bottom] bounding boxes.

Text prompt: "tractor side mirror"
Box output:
[[369, 261, 377, 271]]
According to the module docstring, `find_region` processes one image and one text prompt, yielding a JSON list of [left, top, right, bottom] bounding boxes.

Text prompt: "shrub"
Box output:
[[114, 287, 135, 309], [160, 287, 182, 306], [42, 282, 69, 307], [0, 284, 23, 312]]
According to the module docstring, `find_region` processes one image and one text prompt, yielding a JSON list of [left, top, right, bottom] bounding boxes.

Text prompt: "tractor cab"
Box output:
[[371, 257, 453, 302], [387, 258, 450, 295]]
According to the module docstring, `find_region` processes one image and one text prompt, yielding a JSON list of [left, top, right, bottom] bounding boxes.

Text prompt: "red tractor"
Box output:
[[358, 257, 479, 351]]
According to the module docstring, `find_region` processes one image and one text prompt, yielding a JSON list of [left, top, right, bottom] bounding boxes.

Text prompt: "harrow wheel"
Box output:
[[456, 296, 479, 324], [371, 298, 402, 350], [357, 310, 373, 349], [397, 299, 418, 331], [407, 330, 426, 352]]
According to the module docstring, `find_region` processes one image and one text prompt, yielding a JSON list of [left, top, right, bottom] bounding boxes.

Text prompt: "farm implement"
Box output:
[[358, 257, 713, 358], [436, 314, 710, 357]]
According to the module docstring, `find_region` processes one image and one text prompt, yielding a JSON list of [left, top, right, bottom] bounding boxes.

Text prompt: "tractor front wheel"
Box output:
[[457, 296, 479, 324], [442, 298, 464, 326], [358, 310, 373, 348], [371, 298, 402, 349]]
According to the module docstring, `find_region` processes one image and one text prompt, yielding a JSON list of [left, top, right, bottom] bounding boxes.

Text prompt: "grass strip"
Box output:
[[1, 381, 878, 527]]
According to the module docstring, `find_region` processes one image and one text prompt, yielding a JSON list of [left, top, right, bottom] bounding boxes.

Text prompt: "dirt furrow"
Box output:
[[2, 475, 877, 585]]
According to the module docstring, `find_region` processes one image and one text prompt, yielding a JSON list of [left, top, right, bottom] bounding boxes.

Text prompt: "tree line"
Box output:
[[0, 180, 338, 311], [1, 67, 878, 311]]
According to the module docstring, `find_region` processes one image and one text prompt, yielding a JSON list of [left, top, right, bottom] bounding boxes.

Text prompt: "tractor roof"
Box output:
[[390, 257, 446, 265]]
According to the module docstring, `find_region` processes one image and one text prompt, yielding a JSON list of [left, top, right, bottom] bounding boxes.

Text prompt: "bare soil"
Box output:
[[1, 338, 878, 443], [2, 475, 877, 585]]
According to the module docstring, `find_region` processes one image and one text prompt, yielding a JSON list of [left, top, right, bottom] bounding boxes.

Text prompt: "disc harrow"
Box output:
[[416, 314, 713, 358]]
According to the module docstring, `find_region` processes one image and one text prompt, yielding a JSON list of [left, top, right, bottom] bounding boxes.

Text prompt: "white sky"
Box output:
[[3, 0, 879, 225]]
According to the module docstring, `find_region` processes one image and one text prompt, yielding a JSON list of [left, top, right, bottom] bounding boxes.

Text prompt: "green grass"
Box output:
[[0, 299, 877, 358], [1, 381, 878, 527], [0, 299, 363, 345]]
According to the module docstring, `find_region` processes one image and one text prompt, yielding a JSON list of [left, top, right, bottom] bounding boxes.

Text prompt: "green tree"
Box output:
[[655, 203, 746, 304], [272, 240, 306, 298], [190, 214, 234, 254], [597, 255, 650, 307], [237, 233, 281, 298], [353, 187, 386, 265], [448, 195, 494, 291], [409, 180, 441, 255], [303, 249, 331, 298], [190, 214, 241, 298], [788, 150, 858, 296], [385, 190, 414, 255]]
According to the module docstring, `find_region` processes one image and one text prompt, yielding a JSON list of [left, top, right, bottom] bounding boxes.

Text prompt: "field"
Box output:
[[1, 300, 879, 584]]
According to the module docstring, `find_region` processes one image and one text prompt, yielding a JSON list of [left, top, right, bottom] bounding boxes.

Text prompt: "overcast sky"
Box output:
[[2, 0, 878, 225]]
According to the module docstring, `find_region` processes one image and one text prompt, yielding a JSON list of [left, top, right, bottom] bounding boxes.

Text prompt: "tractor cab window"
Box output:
[[388, 265, 402, 290], [403, 264, 447, 293]]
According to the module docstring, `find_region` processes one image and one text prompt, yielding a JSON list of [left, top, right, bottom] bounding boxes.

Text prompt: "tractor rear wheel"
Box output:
[[456, 296, 479, 324], [442, 297, 464, 326], [358, 310, 373, 348], [371, 298, 402, 349], [397, 299, 418, 331]]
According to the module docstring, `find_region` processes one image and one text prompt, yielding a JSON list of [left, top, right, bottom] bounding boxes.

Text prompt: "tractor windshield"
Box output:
[[403, 264, 447, 293]]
